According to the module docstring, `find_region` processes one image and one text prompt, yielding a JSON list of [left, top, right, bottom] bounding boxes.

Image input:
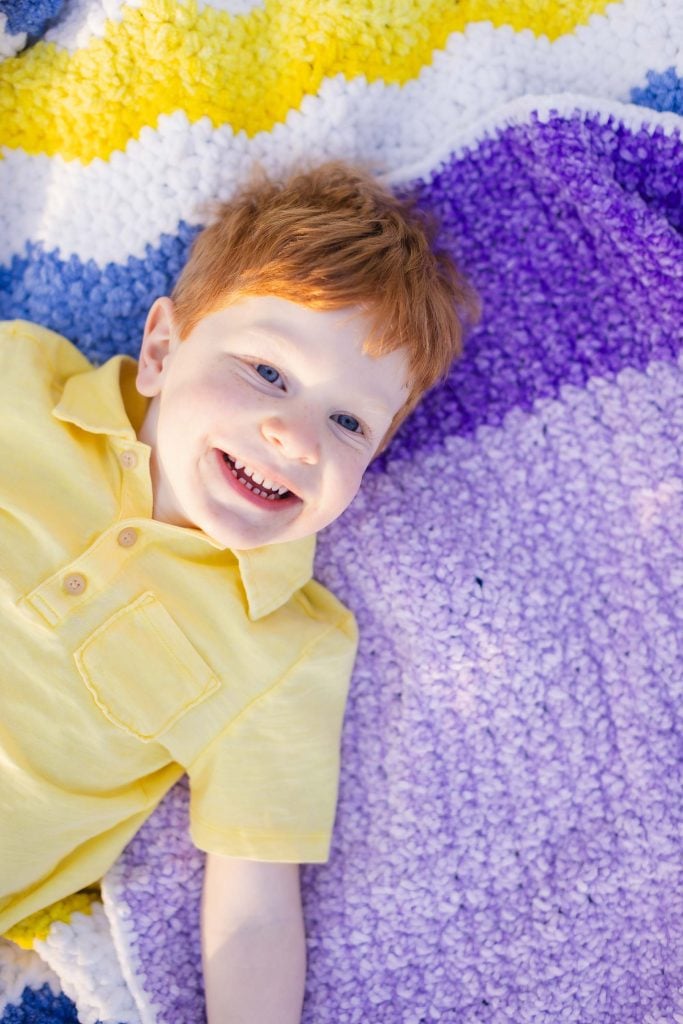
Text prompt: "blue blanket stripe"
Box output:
[[0, 225, 197, 363], [630, 67, 683, 114], [0, 0, 65, 38], [1, 984, 79, 1023]]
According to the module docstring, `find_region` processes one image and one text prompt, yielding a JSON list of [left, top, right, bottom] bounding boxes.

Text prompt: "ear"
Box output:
[[136, 297, 178, 397]]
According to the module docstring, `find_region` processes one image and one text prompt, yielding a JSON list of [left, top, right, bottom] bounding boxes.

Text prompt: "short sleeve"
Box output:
[[187, 612, 358, 864], [0, 320, 91, 397]]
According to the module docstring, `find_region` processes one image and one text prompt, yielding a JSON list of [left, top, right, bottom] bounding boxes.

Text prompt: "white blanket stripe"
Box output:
[[1, 0, 679, 268]]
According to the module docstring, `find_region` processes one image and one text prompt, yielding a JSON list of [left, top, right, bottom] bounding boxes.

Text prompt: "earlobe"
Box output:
[[136, 297, 177, 397]]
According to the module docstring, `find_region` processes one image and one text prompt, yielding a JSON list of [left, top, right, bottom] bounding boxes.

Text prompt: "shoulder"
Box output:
[[294, 578, 358, 646], [0, 320, 92, 383]]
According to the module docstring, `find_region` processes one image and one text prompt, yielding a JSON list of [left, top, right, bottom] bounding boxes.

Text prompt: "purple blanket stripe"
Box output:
[[109, 108, 682, 1023], [385, 113, 682, 461]]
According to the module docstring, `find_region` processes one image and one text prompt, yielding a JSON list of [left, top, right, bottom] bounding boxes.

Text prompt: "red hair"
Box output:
[[172, 162, 479, 442]]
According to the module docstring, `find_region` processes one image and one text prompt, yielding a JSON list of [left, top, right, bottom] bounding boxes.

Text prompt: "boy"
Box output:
[[0, 163, 477, 1022]]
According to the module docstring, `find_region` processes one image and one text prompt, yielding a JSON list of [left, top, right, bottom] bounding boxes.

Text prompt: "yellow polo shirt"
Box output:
[[0, 320, 357, 935]]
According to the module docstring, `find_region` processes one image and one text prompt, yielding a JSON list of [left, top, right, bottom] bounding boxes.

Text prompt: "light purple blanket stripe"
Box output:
[[310, 356, 683, 1023], [106, 778, 203, 1023], [110, 109, 683, 1023]]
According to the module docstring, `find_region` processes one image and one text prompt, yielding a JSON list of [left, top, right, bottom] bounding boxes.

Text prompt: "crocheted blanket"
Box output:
[[1, 1, 682, 1021]]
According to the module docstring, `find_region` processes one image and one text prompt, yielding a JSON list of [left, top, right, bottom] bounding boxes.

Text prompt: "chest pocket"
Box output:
[[74, 592, 219, 742]]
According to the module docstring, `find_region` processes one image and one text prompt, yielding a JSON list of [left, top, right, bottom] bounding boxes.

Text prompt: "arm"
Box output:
[[202, 854, 306, 1024]]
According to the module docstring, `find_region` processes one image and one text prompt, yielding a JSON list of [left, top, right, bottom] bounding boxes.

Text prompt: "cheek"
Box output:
[[162, 378, 226, 429], [330, 455, 367, 507], [195, 373, 257, 419]]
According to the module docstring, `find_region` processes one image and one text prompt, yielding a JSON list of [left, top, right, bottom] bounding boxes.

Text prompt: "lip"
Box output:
[[214, 449, 302, 510]]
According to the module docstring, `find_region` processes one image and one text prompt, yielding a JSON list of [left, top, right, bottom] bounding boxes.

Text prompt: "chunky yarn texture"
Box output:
[[0, 1, 682, 1022]]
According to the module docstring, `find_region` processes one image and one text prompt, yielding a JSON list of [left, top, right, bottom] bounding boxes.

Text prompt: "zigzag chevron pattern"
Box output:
[[1, 0, 682, 1021]]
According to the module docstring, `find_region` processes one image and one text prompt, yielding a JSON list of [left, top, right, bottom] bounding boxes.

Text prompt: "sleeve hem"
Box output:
[[190, 819, 332, 864]]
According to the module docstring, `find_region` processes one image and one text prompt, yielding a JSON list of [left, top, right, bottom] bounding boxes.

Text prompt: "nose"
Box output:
[[261, 413, 320, 464]]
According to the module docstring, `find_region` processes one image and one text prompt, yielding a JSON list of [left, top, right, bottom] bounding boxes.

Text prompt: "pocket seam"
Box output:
[[74, 592, 219, 741]]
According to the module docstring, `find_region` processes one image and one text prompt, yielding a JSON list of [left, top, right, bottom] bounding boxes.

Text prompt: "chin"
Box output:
[[195, 492, 314, 549], [202, 518, 290, 551]]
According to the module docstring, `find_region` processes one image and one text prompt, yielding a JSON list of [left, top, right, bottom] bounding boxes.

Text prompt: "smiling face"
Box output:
[[135, 295, 410, 550]]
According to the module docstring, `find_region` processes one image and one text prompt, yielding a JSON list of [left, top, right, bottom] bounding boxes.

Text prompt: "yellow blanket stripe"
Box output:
[[3, 889, 99, 950], [1, 0, 615, 163]]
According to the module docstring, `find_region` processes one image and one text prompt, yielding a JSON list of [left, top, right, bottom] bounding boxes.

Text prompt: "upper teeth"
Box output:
[[233, 460, 288, 495]]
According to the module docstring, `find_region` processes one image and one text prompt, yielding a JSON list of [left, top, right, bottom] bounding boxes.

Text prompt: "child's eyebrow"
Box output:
[[245, 317, 363, 350], [243, 323, 295, 348], [243, 322, 396, 417]]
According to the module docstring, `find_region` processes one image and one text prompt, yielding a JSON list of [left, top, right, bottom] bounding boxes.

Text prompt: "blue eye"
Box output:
[[332, 413, 362, 434], [256, 364, 281, 385]]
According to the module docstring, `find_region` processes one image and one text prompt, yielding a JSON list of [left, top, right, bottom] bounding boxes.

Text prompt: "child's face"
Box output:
[[136, 295, 410, 550]]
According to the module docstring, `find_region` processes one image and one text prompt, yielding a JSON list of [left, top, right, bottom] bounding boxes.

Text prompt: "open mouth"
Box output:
[[220, 452, 298, 503]]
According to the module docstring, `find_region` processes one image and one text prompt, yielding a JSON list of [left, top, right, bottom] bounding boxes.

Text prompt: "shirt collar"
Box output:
[[53, 354, 146, 439], [52, 356, 316, 619], [234, 536, 316, 619]]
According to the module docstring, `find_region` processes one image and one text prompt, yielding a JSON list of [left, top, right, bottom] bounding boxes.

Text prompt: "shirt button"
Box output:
[[63, 572, 87, 596], [119, 449, 138, 470], [117, 527, 138, 548]]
